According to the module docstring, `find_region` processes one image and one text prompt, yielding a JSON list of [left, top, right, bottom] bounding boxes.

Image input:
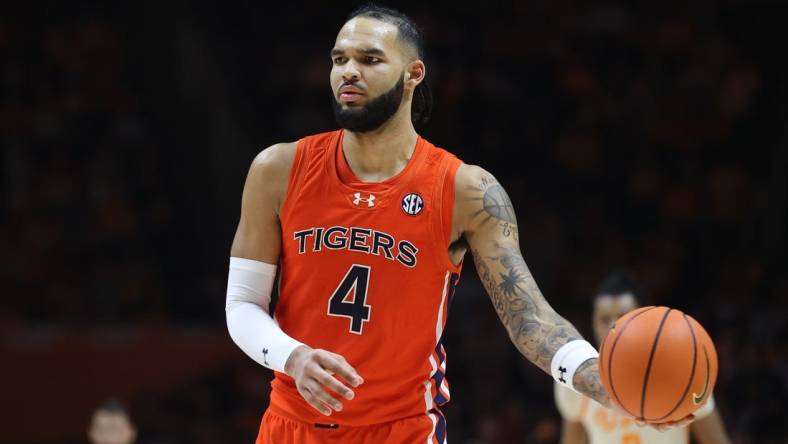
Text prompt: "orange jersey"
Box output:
[[270, 130, 462, 435]]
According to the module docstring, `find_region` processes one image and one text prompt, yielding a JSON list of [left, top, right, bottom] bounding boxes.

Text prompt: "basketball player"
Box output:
[[87, 399, 137, 444], [554, 272, 732, 444], [226, 5, 691, 443]]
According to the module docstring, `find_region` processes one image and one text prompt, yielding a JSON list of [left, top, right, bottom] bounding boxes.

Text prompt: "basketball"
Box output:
[[598, 306, 718, 423]]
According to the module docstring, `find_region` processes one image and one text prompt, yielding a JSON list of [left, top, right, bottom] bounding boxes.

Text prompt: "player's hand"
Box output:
[[284, 345, 364, 416], [608, 401, 696, 431], [635, 414, 696, 431]]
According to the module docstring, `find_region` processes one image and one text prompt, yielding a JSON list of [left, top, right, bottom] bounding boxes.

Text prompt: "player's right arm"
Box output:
[[230, 143, 294, 263], [227, 143, 362, 417]]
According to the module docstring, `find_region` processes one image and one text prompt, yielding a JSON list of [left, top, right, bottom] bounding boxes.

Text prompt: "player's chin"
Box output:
[[338, 100, 365, 108]]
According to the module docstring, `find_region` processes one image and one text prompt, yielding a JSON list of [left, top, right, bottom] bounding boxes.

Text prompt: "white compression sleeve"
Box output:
[[226, 257, 304, 373]]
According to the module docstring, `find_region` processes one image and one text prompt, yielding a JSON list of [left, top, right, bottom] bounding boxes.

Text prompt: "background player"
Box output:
[[555, 271, 732, 444], [226, 4, 691, 442], [87, 399, 137, 444]]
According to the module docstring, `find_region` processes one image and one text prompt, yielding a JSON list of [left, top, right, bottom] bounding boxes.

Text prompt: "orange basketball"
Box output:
[[598, 306, 718, 423]]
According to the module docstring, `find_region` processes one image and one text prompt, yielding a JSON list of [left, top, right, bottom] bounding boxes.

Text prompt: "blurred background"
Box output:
[[1, 0, 786, 443]]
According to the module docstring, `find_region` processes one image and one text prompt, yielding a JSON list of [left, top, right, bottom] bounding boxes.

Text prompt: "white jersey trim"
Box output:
[[423, 271, 451, 444]]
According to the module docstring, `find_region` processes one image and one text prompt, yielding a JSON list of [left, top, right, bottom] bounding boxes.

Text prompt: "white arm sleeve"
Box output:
[[225, 257, 304, 373]]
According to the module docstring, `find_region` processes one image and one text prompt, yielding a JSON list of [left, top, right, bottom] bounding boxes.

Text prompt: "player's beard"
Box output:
[[332, 76, 405, 133]]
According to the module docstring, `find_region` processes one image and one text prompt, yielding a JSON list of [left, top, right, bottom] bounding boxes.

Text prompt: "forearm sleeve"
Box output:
[[225, 257, 304, 373]]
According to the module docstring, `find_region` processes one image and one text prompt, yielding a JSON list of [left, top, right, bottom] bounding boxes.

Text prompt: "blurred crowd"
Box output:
[[1, 1, 785, 443]]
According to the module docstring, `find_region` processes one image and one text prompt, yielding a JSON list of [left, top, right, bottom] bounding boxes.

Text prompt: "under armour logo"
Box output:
[[353, 192, 376, 207], [558, 366, 567, 384], [262, 348, 269, 366]]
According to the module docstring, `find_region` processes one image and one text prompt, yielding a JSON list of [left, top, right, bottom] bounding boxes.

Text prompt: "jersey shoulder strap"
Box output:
[[280, 130, 341, 220], [424, 143, 462, 272]]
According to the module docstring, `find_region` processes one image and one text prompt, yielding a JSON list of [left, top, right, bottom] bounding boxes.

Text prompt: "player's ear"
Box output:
[[405, 60, 425, 89]]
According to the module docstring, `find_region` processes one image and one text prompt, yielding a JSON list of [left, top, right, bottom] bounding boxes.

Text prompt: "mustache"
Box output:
[[339, 80, 366, 92]]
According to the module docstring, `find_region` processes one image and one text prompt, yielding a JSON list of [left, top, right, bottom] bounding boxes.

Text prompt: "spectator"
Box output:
[[87, 399, 137, 444]]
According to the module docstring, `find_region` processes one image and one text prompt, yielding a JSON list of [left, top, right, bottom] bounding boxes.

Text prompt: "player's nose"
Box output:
[[341, 61, 361, 82]]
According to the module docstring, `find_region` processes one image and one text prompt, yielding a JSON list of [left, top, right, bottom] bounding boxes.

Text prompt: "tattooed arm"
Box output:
[[453, 164, 610, 407]]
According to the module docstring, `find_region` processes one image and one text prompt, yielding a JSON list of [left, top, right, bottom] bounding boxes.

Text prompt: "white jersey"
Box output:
[[554, 383, 715, 444]]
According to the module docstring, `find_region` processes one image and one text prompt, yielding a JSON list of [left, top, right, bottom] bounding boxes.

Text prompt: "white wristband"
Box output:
[[551, 340, 599, 393]]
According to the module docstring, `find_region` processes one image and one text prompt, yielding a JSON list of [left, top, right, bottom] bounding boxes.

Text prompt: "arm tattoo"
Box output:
[[470, 242, 573, 371], [574, 359, 611, 407], [468, 173, 610, 407], [466, 175, 519, 242]]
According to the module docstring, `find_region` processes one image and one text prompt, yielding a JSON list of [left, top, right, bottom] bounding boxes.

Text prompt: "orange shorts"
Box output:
[[256, 408, 447, 444]]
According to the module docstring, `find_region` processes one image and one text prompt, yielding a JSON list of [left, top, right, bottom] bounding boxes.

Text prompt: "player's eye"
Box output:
[[333, 56, 347, 64], [366, 56, 381, 64]]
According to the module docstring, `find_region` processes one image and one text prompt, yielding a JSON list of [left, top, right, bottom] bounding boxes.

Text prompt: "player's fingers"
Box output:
[[314, 368, 355, 400], [662, 414, 695, 429], [677, 414, 695, 427], [316, 352, 363, 387], [640, 413, 695, 432], [326, 351, 349, 364], [305, 381, 343, 413], [304, 385, 336, 416], [298, 385, 332, 416]]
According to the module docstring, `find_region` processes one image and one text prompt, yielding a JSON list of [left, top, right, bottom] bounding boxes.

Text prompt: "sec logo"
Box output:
[[401, 193, 424, 216]]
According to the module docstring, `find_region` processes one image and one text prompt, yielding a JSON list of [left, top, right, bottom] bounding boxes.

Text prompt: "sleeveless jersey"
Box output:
[[270, 130, 463, 428], [554, 383, 715, 444]]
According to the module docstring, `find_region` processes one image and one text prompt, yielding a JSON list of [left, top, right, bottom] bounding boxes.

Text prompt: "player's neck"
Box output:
[[341, 112, 418, 183]]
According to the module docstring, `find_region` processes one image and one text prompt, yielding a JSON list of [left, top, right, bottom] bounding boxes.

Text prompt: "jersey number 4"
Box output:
[[327, 265, 371, 334]]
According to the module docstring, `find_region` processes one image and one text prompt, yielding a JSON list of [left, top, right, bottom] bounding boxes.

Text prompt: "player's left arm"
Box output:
[[455, 164, 610, 407]]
